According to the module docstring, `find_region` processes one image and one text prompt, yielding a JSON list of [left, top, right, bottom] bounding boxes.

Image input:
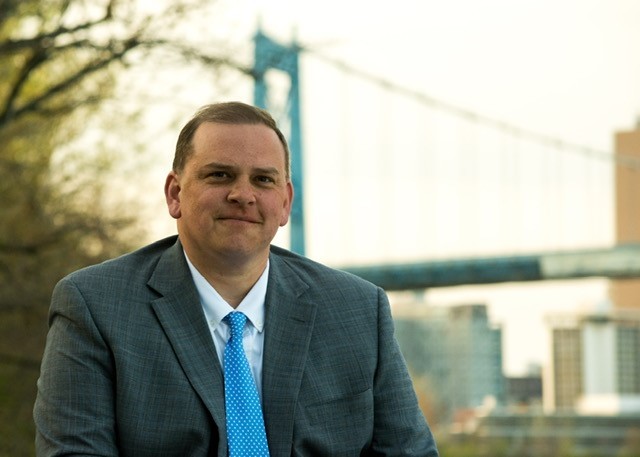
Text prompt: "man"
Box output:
[[34, 101, 439, 456]]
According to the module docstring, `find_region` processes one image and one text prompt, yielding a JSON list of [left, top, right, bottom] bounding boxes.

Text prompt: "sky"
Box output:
[[243, 0, 640, 146], [137, 0, 640, 375]]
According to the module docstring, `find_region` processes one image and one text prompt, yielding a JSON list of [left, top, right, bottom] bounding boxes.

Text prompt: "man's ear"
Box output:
[[164, 171, 182, 219], [279, 181, 294, 227]]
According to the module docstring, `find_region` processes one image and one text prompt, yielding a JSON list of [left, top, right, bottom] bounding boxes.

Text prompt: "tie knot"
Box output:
[[225, 311, 247, 339]]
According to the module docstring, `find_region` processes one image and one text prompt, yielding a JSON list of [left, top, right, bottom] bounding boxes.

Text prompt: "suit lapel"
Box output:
[[146, 241, 316, 455], [147, 239, 227, 449], [262, 252, 317, 456]]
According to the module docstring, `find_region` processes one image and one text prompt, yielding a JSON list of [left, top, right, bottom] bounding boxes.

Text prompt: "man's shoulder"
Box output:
[[65, 235, 179, 285], [269, 244, 378, 292]]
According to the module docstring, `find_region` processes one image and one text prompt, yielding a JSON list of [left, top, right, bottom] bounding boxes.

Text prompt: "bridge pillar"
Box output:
[[253, 30, 305, 256]]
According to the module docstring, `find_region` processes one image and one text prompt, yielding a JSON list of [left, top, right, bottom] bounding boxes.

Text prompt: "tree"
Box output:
[[0, 0, 254, 310], [0, 0, 252, 453]]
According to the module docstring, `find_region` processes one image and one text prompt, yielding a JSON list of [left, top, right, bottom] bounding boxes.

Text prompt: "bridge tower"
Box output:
[[253, 30, 305, 256]]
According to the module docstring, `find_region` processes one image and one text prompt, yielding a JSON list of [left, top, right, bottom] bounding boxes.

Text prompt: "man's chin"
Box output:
[[214, 239, 269, 259]]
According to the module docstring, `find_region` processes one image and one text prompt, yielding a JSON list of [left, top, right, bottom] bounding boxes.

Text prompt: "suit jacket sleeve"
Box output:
[[34, 277, 119, 456], [370, 287, 439, 456]]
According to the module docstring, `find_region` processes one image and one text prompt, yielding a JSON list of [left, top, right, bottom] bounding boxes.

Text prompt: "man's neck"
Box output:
[[185, 248, 269, 308]]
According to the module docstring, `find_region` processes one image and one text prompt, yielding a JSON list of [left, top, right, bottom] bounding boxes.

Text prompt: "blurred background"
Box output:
[[2, 0, 640, 455]]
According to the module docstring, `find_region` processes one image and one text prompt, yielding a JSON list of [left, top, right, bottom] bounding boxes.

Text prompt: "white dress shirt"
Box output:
[[183, 252, 267, 401]]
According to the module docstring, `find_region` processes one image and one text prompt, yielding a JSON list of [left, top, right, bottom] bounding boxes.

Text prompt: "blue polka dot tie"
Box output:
[[224, 311, 270, 456]]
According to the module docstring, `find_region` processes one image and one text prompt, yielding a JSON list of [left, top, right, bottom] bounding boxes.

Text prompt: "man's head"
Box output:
[[173, 101, 291, 181], [164, 102, 293, 267]]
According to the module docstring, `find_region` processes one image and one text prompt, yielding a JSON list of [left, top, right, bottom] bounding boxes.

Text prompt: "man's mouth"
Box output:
[[219, 216, 260, 224]]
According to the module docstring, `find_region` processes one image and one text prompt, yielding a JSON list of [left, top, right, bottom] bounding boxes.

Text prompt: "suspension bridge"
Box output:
[[251, 30, 640, 290]]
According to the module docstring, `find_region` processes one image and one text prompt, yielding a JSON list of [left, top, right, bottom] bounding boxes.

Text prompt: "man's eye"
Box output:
[[208, 171, 229, 179], [256, 176, 275, 184]]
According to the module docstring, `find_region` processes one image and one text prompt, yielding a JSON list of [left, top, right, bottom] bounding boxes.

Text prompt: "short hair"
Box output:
[[173, 101, 290, 180]]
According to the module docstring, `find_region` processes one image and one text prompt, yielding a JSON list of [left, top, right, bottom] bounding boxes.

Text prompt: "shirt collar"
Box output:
[[183, 251, 268, 333]]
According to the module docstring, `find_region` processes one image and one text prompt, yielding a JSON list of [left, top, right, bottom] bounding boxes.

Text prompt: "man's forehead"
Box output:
[[194, 122, 277, 146], [192, 122, 286, 161]]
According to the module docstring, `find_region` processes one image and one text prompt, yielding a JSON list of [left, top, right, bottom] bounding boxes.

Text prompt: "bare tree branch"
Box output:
[[161, 41, 254, 75], [6, 38, 141, 122], [0, 0, 253, 128], [0, 46, 48, 123], [0, 18, 111, 55]]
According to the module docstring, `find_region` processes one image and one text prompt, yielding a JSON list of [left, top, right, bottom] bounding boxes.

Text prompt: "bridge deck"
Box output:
[[339, 244, 640, 290]]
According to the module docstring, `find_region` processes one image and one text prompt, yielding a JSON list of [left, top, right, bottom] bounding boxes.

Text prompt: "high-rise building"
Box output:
[[447, 305, 505, 412], [544, 125, 640, 414], [547, 323, 583, 412], [393, 301, 505, 419], [544, 308, 640, 414], [610, 124, 640, 309]]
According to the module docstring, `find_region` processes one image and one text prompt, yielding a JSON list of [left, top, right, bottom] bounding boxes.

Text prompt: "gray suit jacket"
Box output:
[[34, 236, 438, 456]]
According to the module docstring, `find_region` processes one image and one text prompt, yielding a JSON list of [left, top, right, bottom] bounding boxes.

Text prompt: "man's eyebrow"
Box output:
[[201, 162, 281, 175], [254, 167, 280, 175]]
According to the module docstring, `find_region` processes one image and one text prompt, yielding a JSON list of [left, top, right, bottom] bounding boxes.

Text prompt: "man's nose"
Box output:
[[227, 178, 256, 205]]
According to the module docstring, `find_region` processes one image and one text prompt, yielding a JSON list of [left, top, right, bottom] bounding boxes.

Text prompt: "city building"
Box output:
[[610, 124, 640, 310], [505, 367, 543, 412], [392, 300, 505, 420], [544, 307, 640, 414]]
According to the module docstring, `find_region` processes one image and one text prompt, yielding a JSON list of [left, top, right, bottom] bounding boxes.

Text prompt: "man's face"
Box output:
[[165, 122, 293, 263]]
